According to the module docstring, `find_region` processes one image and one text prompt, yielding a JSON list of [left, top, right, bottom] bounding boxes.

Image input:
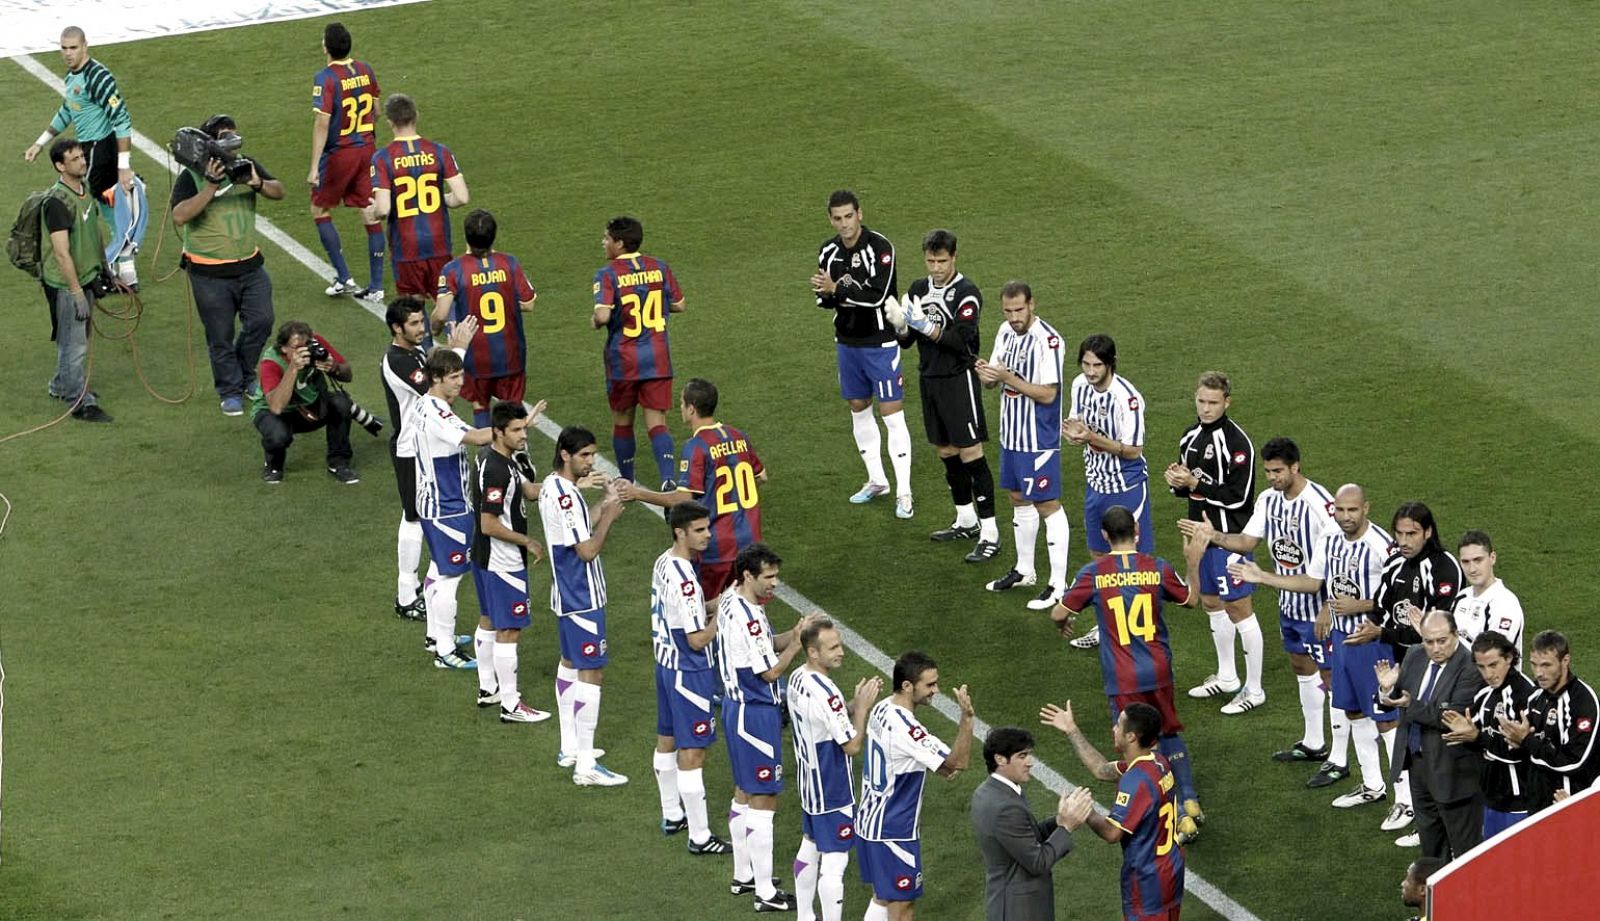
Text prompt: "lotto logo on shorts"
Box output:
[[895, 876, 914, 891], [693, 720, 710, 736], [512, 602, 527, 616], [582, 642, 598, 657], [1037, 477, 1050, 490], [449, 551, 466, 564], [837, 824, 854, 841], [756, 765, 774, 782]]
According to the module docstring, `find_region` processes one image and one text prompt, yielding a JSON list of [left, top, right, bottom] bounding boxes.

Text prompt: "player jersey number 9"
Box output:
[[713, 461, 760, 515], [340, 94, 375, 136], [1154, 799, 1177, 856], [477, 292, 507, 334], [620, 288, 665, 338], [393, 173, 441, 218], [1105, 594, 1156, 646]]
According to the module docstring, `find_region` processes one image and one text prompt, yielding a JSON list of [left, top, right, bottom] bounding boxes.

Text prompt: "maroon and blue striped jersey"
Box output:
[[594, 252, 682, 382], [370, 136, 459, 263], [437, 252, 535, 379], [1060, 552, 1190, 696], [311, 59, 378, 150], [1108, 753, 1185, 919], [677, 423, 763, 565]]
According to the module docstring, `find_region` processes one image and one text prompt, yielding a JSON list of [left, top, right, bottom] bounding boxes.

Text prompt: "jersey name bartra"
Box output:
[[903, 274, 981, 377], [1069, 373, 1148, 493], [989, 317, 1064, 452], [594, 252, 683, 381], [677, 423, 764, 565], [816, 228, 897, 346], [406, 393, 471, 519], [716, 592, 780, 705], [438, 252, 535, 380], [856, 700, 949, 842], [538, 474, 607, 615], [1174, 415, 1255, 533], [787, 666, 858, 815], [1242, 480, 1336, 620], [1306, 523, 1393, 634], [471, 450, 528, 571], [370, 136, 460, 263], [651, 551, 712, 672]]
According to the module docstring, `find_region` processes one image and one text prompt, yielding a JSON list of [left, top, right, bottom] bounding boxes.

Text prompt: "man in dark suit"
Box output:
[[970, 726, 1094, 920], [1377, 609, 1486, 859]]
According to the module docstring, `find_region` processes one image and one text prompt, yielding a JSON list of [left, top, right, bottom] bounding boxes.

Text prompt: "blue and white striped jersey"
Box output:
[[538, 473, 607, 616], [787, 666, 857, 815], [650, 550, 711, 671], [1068, 372, 1148, 493], [856, 700, 949, 842], [407, 393, 471, 520], [716, 592, 779, 706], [989, 317, 1064, 452], [1243, 480, 1336, 621], [1306, 522, 1393, 634]]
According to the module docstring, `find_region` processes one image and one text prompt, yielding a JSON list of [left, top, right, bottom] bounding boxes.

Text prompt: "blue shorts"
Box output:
[[472, 566, 532, 631], [723, 698, 784, 795], [1329, 630, 1395, 720], [421, 513, 473, 577], [857, 838, 923, 902], [655, 664, 718, 749], [998, 448, 1062, 502], [1084, 482, 1153, 553], [1483, 807, 1528, 840], [1279, 616, 1329, 666], [802, 807, 857, 854], [836, 343, 904, 402], [557, 609, 609, 669], [1198, 545, 1256, 601]]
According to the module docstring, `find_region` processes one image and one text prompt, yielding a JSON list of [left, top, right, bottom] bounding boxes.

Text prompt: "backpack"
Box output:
[[6, 187, 66, 279]]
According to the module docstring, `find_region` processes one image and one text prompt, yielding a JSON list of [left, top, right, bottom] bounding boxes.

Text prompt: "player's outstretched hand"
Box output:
[[527, 398, 547, 422], [445, 315, 479, 350], [1226, 559, 1264, 584], [953, 685, 974, 718], [614, 479, 639, 502], [1050, 604, 1074, 637], [1345, 621, 1381, 646], [1040, 702, 1077, 736], [1057, 786, 1094, 831], [526, 538, 546, 565], [577, 471, 609, 490]]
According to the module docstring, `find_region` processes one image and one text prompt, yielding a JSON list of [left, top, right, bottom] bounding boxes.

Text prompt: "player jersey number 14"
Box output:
[[621, 288, 665, 338], [715, 461, 759, 514], [1106, 594, 1156, 645]]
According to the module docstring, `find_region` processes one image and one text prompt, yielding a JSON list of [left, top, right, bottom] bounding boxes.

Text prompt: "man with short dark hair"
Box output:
[[1440, 631, 1536, 839], [1453, 530, 1524, 658], [37, 138, 110, 422], [970, 726, 1093, 921], [1400, 857, 1445, 921], [25, 28, 134, 207], [252, 320, 358, 484], [369, 93, 468, 320], [434, 209, 536, 427], [309, 21, 383, 301], [1499, 630, 1600, 810]]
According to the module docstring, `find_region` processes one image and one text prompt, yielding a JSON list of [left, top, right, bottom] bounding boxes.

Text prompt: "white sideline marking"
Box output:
[[13, 51, 1260, 921]]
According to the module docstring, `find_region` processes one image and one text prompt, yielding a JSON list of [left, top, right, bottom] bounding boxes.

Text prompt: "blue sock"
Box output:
[[612, 426, 635, 482], [316, 217, 351, 280], [647, 426, 675, 486], [473, 408, 491, 428], [1159, 734, 1198, 803], [364, 223, 385, 291]]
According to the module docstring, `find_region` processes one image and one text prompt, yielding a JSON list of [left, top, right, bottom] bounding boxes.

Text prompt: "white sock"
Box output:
[[1206, 610, 1239, 684], [492, 640, 519, 706], [1351, 718, 1383, 790], [818, 850, 849, 921], [475, 628, 498, 695], [864, 902, 888, 921], [1394, 768, 1413, 809], [680, 767, 710, 843], [397, 518, 423, 603], [1012, 505, 1040, 576], [850, 408, 888, 486], [794, 836, 820, 921], [729, 800, 752, 882], [747, 807, 777, 900], [882, 410, 913, 497], [425, 572, 460, 653], [1381, 726, 1411, 807], [556, 664, 579, 756], [1237, 614, 1264, 693], [1042, 508, 1071, 589], [1329, 705, 1351, 767], [572, 681, 601, 773], [653, 750, 683, 821], [953, 502, 977, 528], [979, 516, 999, 543], [1297, 673, 1326, 749]]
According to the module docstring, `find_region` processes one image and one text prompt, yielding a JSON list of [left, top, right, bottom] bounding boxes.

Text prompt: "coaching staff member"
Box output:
[[1376, 610, 1484, 859], [171, 114, 283, 418], [252, 320, 358, 485], [971, 726, 1093, 921]]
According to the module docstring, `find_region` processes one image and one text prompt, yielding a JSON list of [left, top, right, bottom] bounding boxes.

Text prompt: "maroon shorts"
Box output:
[[397, 256, 450, 298], [697, 560, 735, 600], [460, 373, 526, 410], [311, 146, 373, 209], [1109, 686, 1184, 736], [606, 377, 672, 413], [1129, 906, 1181, 921]]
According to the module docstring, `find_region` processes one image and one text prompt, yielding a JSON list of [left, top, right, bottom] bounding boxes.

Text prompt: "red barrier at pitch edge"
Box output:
[[1428, 786, 1600, 920]]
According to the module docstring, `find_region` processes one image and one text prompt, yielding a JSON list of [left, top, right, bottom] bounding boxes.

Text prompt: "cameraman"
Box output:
[[171, 114, 284, 417], [251, 320, 359, 485]]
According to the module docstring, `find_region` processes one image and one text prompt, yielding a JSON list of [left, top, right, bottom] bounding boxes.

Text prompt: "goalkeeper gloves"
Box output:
[[884, 293, 908, 333], [904, 296, 937, 336]]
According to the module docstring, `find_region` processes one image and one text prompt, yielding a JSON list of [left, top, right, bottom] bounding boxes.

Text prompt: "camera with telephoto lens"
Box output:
[[306, 338, 330, 364], [349, 402, 384, 437], [169, 124, 254, 184]]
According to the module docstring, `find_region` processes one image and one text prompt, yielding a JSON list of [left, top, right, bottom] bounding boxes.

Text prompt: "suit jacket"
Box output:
[[970, 775, 1075, 921], [1390, 641, 1486, 803]]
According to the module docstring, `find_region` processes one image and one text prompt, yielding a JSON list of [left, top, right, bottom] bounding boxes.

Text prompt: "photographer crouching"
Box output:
[[252, 320, 375, 485], [170, 114, 283, 417]]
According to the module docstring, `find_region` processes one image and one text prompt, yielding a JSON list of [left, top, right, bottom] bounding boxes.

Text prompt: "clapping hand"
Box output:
[[445, 315, 479, 350], [1498, 712, 1532, 747], [952, 685, 975, 718], [852, 675, 884, 711], [1440, 709, 1478, 745], [1056, 787, 1094, 831], [577, 470, 610, 490]]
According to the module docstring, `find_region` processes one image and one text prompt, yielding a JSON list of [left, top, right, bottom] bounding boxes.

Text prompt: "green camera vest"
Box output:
[[179, 168, 260, 264], [40, 179, 105, 288]]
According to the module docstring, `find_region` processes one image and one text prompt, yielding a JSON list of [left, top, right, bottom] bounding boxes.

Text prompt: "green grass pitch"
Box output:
[[2, 2, 1596, 918]]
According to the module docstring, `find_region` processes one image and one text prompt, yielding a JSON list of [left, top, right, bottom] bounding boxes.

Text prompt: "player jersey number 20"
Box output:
[[620, 288, 665, 338], [713, 461, 759, 515], [1105, 594, 1156, 646], [340, 94, 375, 136], [392, 173, 441, 218]]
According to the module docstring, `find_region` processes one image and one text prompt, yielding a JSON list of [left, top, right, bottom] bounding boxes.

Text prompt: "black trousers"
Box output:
[[1409, 751, 1484, 860], [255, 391, 353, 470]]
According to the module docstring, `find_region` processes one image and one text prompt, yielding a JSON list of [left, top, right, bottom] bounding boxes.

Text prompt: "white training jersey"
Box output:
[[787, 666, 858, 815], [1306, 522, 1394, 634], [989, 318, 1064, 452], [538, 473, 606, 616], [716, 592, 780, 706], [1455, 579, 1525, 659], [1067, 372, 1148, 493], [406, 393, 471, 519], [650, 550, 712, 671], [1243, 480, 1337, 621], [856, 700, 949, 842]]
